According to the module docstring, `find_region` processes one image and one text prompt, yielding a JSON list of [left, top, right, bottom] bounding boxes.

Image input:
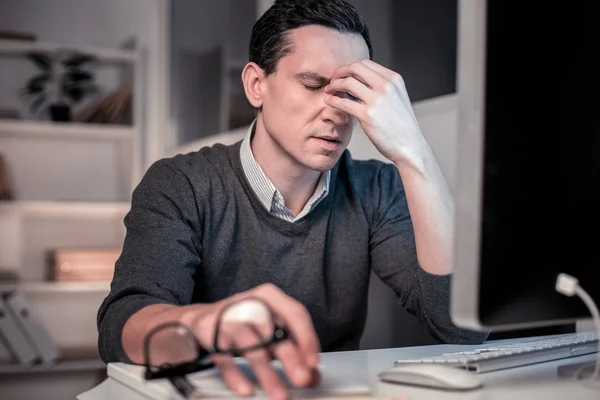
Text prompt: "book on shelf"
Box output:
[[0, 213, 22, 275], [0, 269, 19, 284], [0, 30, 37, 41], [0, 154, 14, 201], [0, 292, 38, 365], [4, 290, 59, 364], [48, 248, 120, 282]]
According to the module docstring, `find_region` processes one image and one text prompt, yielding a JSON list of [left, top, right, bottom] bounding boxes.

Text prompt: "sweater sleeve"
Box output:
[[96, 158, 202, 364], [369, 164, 489, 345]]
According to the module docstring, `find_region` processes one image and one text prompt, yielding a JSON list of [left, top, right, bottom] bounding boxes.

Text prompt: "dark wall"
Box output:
[[391, 0, 458, 102]]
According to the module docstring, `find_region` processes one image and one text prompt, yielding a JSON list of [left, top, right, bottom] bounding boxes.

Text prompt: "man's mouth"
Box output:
[[313, 136, 342, 150], [313, 136, 341, 143]]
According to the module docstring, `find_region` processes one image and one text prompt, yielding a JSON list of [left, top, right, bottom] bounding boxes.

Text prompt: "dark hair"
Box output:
[[249, 0, 373, 76]]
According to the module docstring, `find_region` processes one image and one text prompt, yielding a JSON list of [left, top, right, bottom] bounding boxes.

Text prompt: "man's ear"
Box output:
[[242, 62, 265, 108]]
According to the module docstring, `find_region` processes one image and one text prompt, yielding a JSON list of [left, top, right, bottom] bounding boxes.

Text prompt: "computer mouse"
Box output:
[[378, 363, 483, 391]]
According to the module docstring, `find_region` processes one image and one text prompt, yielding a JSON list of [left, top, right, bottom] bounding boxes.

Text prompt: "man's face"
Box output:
[[258, 25, 370, 172]]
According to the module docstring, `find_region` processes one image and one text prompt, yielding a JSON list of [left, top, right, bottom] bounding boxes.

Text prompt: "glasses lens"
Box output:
[[146, 324, 199, 368], [216, 298, 276, 353]]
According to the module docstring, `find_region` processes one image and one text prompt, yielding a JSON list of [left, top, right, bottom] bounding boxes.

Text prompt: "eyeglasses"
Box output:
[[143, 297, 291, 398]]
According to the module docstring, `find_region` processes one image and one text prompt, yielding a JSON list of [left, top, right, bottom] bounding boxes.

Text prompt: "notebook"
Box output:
[[185, 361, 373, 398]]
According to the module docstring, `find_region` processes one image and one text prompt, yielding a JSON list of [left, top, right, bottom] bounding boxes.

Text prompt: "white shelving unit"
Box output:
[[20, 281, 111, 295], [0, 37, 142, 373], [0, 38, 136, 63], [0, 280, 111, 296], [0, 120, 136, 141], [0, 200, 130, 218], [0, 358, 106, 374]]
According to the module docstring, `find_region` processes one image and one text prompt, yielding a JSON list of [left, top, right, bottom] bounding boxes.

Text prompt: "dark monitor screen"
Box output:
[[451, 0, 599, 331]]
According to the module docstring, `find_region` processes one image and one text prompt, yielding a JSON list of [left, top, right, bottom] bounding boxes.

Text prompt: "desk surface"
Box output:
[[79, 336, 599, 400]]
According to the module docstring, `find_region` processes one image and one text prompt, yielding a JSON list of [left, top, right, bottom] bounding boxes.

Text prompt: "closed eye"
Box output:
[[303, 84, 324, 92]]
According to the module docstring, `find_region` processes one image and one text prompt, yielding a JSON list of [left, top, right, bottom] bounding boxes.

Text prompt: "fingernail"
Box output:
[[273, 388, 289, 400], [324, 94, 331, 101], [308, 354, 319, 367], [238, 382, 253, 395], [294, 366, 310, 384]]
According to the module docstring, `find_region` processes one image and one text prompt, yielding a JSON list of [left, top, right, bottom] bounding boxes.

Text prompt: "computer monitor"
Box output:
[[451, 0, 599, 333]]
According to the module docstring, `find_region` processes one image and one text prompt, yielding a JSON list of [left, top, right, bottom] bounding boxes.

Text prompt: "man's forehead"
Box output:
[[280, 25, 369, 73]]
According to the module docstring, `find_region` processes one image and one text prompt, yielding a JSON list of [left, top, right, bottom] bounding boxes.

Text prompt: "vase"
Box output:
[[49, 104, 71, 122]]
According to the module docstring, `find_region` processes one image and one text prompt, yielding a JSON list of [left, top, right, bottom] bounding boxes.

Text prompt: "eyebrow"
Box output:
[[294, 71, 331, 86]]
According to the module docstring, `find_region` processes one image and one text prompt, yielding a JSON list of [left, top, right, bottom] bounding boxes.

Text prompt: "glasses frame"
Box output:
[[143, 297, 291, 381]]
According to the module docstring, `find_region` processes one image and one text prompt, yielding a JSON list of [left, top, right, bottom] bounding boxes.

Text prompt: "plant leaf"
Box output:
[[64, 70, 93, 82], [62, 53, 97, 68], [26, 52, 53, 71], [30, 94, 47, 114], [61, 83, 84, 104], [26, 73, 51, 90], [84, 84, 99, 94], [19, 74, 50, 98]]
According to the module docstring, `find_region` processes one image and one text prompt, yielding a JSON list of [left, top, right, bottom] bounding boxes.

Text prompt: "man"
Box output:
[[97, 0, 488, 398]]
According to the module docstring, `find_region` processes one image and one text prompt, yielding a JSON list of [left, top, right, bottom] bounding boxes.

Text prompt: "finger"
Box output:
[[234, 324, 289, 400], [270, 339, 315, 388], [212, 353, 255, 397], [331, 60, 387, 90], [253, 285, 321, 368], [324, 76, 374, 104], [210, 327, 254, 396], [245, 349, 288, 400], [360, 60, 411, 102], [361, 59, 401, 83], [324, 94, 364, 120]]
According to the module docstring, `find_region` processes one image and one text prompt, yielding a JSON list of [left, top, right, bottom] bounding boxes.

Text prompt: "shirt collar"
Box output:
[[239, 120, 330, 215]]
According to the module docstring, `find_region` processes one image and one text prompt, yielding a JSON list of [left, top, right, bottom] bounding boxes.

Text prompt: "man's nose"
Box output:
[[322, 91, 350, 125]]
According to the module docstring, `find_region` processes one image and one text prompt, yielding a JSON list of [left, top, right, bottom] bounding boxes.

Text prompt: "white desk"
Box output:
[[78, 337, 599, 399]]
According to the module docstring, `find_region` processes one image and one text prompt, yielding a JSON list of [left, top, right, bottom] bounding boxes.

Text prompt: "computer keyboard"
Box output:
[[394, 331, 599, 373]]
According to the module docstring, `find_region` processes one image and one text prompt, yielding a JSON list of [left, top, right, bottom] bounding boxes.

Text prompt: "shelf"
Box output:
[[0, 38, 137, 63], [0, 120, 136, 142], [0, 358, 105, 374], [0, 281, 111, 294], [0, 200, 130, 218], [19, 281, 111, 294]]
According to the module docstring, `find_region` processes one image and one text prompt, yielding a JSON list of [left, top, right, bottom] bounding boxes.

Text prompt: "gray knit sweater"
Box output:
[[97, 141, 487, 363]]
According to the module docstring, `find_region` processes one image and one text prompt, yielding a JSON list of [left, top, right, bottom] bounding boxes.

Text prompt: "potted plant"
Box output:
[[19, 51, 100, 122]]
